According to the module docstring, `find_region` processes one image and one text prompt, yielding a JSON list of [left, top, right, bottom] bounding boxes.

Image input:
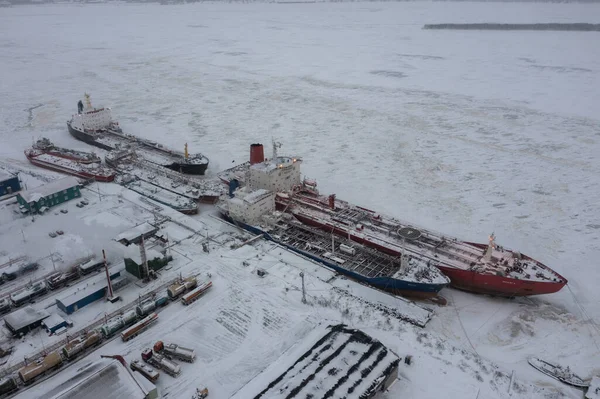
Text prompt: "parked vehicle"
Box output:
[[154, 341, 196, 363], [181, 280, 212, 306], [141, 349, 181, 377], [130, 359, 160, 383]]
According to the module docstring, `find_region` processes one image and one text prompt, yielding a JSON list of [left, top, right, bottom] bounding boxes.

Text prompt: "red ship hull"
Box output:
[[25, 151, 115, 182], [43, 150, 100, 164], [291, 209, 567, 298]]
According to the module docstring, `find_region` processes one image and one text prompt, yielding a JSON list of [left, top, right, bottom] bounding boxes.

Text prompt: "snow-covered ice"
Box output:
[[0, 1, 599, 398]]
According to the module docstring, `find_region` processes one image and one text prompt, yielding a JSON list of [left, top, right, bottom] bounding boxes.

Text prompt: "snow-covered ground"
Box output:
[[0, 1, 599, 398]]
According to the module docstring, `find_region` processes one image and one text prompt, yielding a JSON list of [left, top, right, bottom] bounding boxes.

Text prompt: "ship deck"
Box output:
[[292, 195, 564, 284], [27, 151, 113, 178], [123, 179, 198, 212], [264, 217, 448, 285], [109, 153, 223, 200]]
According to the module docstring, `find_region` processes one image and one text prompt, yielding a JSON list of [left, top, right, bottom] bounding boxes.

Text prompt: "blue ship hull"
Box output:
[[221, 213, 447, 298]]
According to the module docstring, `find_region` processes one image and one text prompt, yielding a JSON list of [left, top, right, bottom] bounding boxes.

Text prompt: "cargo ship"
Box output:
[[33, 138, 101, 164], [24, 148, 115, 182], [217, 143, 450, 299], [67, 94, 209, 175], [220, 142, 567, 298]]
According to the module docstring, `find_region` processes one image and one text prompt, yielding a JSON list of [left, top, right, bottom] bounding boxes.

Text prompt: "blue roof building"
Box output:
[[42, 313, 68, 335], [0, 171, 20, 198], [56, 269, 122, 314]]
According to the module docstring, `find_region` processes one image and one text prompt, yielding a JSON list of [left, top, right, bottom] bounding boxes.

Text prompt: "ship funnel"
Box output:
[[328, 194, 336, 210], [229, 179, 240, 198], [250, 143, 265, 165]]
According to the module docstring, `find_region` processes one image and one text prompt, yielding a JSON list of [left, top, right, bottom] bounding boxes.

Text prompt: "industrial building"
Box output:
[[4, 306, 50, 336], [21, 357, 158, 399], [0, 171, 21, 197], [16, 176, 81, 213], [233, 324, 400, 399], [116, 222, 159, 246], [42, 313, 69, 335], [124, 246, 172, 279], [56, 269, 122, 314]]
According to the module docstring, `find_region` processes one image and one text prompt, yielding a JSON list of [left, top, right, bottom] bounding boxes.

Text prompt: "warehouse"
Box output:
[[16, 176, 81, 213], [21, 357, 158, 399], [124, 246, 172, 279], [0, 171, 21, 197], [4, 306, 50, 336], [233, 324, 400, 399], [56, 269, 122, 314]]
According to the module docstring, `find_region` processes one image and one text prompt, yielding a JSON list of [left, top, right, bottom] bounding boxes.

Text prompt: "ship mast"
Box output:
[[84, 93, 92, 110], [272, 139, 282, 160], [483, 233, 496, 262]]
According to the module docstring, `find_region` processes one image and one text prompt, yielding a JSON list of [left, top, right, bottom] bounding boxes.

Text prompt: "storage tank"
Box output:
[[62, 331, 101, 359], [155, 296, 169, 307], [100, 317, 124, 338], [136, 300, 156, 317], [18, 351, 62, 384], [122, 309, 138, 326]]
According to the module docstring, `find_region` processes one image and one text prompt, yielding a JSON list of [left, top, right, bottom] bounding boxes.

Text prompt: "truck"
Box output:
[[181, 280, 212, 306], [61, 330, 101, 360], [130, 359, 160, 383], [141, 348, 181, 377], [18, 350, 63, 385], [154, 341, 196, 363], [121, 312, 158, 342], [167, 276, 197, 299]]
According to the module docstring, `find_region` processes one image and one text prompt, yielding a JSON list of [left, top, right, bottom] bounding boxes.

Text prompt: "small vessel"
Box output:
[[67, 94, 209, 175], [528, 357, 589, 388], [24, 148, 115, 182], [32, 138, 101, 164], [220, 142, 567, 298]]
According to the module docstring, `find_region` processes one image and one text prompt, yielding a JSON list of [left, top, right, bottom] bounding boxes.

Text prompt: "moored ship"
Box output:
[[217, 143, 450, 299], [67, 94, 209, 175], [33, 138, 101, 164], [219, 142, 567, 298], [24, 148, 115, 182]]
